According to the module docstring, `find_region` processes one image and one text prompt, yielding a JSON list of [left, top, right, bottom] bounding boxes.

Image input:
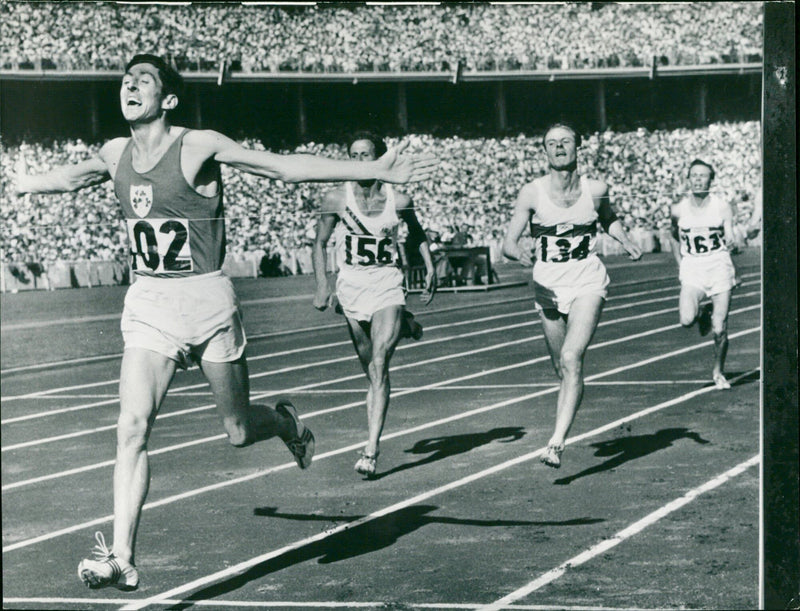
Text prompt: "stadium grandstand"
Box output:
[[0, 2, 762, 290], [0, 2, 762, 72]]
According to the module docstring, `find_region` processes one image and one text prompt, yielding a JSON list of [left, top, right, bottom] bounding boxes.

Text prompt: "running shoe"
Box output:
[[276, 400, 315, 469], [540, 443, 565, 469], [401, 310, 423, 341], [697, 303, 713, 337], [354, 450, 379, 477], [713, 372, 731, 390], [78, 532, 139, 591]]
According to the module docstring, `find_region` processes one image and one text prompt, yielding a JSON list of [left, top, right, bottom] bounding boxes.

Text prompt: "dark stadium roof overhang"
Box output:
[[0, 63, 763, 84]]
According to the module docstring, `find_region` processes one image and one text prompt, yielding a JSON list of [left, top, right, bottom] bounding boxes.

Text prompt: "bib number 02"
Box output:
[[127, 218, 193, 273]]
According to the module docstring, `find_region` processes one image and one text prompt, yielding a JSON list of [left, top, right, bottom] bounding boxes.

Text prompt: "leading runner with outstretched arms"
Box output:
[[12, 54, 437, 591]]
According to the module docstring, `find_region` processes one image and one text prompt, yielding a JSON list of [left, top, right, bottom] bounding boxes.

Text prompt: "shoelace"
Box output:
[[90, 531, 114, 560], [286, 428, 311, 455]]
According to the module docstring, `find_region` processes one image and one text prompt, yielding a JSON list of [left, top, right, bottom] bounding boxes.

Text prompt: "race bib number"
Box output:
[[344, 234, 396, 267], [538, 234, 591, 263], [126, 218, 193, 273], [679, 227, 724, 256]]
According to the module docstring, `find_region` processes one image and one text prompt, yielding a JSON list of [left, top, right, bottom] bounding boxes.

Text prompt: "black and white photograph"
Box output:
[[1, 2, 795, 609]]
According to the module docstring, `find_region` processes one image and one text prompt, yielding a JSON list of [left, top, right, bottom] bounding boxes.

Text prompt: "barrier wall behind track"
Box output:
[[0, 229, 749, 293]]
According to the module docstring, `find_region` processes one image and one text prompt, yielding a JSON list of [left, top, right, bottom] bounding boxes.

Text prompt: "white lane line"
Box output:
[[388, 380, 715, 389], [0, 300, 759, 469], [0, 306, 532, 404], [11, 381, 736, 399], [0, 269, 760, 378], [478, 455, 760, 611], [0, 275, 760, 402], [0, 284, 761, 426], [0, 309, 542, 404], [117, 368, 759, 611], [0, 299, 760, 454], [0, 267, 685, 334], [1, 328, 758, 551], [0, 596, 646, 609]]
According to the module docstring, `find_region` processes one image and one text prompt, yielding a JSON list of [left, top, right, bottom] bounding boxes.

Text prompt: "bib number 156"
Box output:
[[345, 234, 395, 267]]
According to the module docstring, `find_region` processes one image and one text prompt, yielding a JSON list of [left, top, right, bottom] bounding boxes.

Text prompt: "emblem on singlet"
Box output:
[[130, 185, 153, 218]]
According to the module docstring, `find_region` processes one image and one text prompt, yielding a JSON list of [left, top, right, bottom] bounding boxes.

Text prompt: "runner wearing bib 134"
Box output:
[[503, 122, 642, 470], [529, 174, 610, 315]]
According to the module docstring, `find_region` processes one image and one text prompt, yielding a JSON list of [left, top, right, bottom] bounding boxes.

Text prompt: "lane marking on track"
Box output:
[[7, 379, 743, 401], [0, 301, 759, 471], [0, 271, 760, 389], [0, 282, 760, 423], [0, 596, 651, 610], [0, 597, 653, 610], [0, 298, 759, 456], [1, 328, 758, 550], [478, 455, 760, 611], [0, 265, 704, 335], [115, 368, 759, 611]]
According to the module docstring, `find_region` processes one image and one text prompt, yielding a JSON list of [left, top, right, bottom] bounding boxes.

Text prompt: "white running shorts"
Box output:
[[121, 271, 246, 368]]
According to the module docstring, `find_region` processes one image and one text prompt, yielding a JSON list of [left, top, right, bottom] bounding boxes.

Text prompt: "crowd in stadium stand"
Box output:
[[0, 121, 761, 268], [1, 3, 762, 73]]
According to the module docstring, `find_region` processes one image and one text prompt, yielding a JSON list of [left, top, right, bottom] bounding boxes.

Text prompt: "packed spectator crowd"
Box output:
[[0, 121, 761, 267], [1, 2, 762, 73]]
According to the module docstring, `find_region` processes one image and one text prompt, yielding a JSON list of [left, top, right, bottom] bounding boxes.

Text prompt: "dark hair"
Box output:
[[347, 131, 387, 158], [543, 121, 582, 147], [688, 158, 715, 181], [125, 54, 184, 98]]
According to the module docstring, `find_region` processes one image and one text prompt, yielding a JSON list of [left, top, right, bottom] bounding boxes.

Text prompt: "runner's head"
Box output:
[[347, 131, 387, 161], [688, 158, 715, 194], [121, 55, 183, 122], [543, 122, 580, 171]]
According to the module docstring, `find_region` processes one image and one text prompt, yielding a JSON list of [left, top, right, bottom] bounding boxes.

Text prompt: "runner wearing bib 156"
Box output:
[[313, 131, 437, 478]]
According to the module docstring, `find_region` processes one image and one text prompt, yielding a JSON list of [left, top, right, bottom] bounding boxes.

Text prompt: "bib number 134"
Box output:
[[126, 218, 193, 273], [540, 234, 590, 262]]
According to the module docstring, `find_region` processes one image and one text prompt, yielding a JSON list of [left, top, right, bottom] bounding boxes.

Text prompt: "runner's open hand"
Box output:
[[420, 270, 437, 305], [377, 140, 438, 184]]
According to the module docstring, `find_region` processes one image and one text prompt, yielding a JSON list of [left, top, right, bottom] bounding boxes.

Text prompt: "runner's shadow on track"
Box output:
[[553, 427, 710, 486], [368, 426, 526, 481], [166, 504, 602, 609]]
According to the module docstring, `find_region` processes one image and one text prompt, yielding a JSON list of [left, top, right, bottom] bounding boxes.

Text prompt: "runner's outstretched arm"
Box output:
[[193, 131, 438, 184]]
